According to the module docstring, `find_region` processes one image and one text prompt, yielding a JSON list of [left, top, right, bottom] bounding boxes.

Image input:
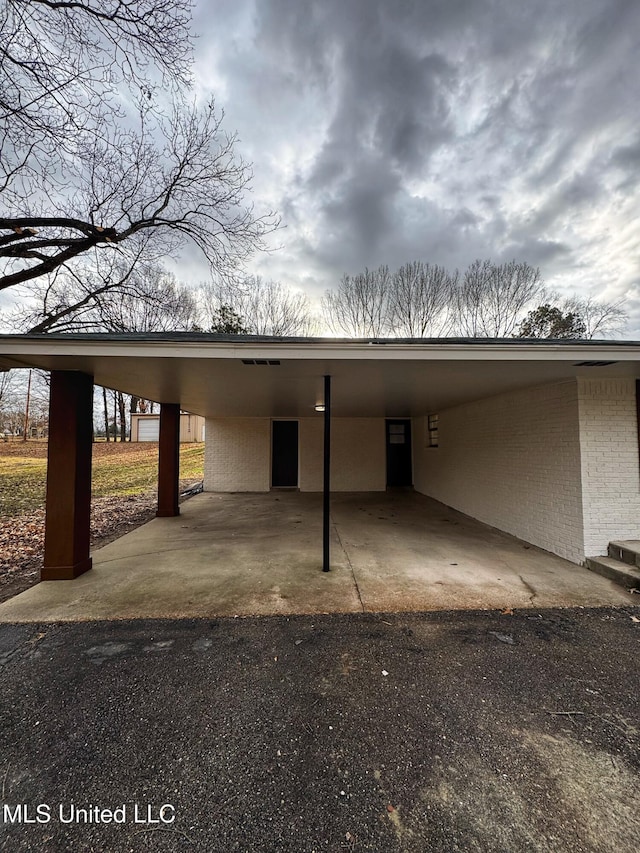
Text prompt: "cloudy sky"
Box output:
[[179, 0, 640, 332]]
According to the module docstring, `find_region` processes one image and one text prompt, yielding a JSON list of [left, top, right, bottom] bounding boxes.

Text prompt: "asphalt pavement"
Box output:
[[0, 606, 639, 852]]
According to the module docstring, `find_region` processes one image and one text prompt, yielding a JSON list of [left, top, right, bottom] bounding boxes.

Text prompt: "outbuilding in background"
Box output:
[[130, 412, 204, 443]]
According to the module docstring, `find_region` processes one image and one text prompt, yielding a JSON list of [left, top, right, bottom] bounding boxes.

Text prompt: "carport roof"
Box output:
[[1, 333, 640, 417]]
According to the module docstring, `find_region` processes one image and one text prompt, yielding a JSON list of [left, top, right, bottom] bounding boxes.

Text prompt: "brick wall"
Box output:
[[299, 417, 386, 491], [413, 381, 586, 563], [578, 378, 640, 556], [205, 416, 386, 492], [204, 418, 270, 491]]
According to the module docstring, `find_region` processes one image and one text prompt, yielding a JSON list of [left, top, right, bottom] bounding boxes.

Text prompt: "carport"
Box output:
[[0, 490, 633, 622], [2, 333, 640, 602]]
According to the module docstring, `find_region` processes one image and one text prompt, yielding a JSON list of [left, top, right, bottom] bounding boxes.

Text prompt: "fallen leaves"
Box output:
[[0, 478, 200, 603]]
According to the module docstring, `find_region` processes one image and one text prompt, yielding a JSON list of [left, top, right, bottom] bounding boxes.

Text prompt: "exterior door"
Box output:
[[386, 419, 412, 487], [272, 421, 299, 487]]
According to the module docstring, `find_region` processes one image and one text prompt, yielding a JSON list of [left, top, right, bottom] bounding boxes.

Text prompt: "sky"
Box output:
[[178, 0, 640, 333]]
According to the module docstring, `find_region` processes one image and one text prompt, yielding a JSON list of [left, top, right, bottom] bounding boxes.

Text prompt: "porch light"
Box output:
[[315, 404, 325, 412]]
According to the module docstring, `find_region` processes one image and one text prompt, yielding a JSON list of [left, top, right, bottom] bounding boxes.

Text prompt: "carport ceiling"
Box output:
[[2, 334, 640, 418]]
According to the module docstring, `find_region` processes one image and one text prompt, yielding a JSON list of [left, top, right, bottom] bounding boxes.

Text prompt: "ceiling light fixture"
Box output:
[[315, 404, 325, 412]]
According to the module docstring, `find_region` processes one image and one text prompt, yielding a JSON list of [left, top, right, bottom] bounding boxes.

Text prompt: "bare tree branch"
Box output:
[[1, 100, 278, 290], [560, 294, 628, 339], [453, 260, 545, 337], [391, 261, 457, 337], [322, 266, 394, 337], [202, 276, 318, 336], [8, 244, 199, 334], [0, 1, 277, 291]]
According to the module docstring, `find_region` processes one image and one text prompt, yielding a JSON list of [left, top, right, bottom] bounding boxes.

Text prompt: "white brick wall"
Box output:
[[299, 418, 386, 491], [205, 416, 386, 493], [205, 384, 640, 562], [413, 381, 586, 563], [578, 378, 640, 556], [299, 418, 323, 491], [204, 418, 270, 491]]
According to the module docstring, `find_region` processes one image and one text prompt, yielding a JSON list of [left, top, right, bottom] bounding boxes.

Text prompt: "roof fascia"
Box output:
[[1, 337, 640, 364]]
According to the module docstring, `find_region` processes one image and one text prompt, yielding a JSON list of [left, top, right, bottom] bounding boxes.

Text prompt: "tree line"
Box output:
[[321, 260, 626, 339], [6, 259, 627, 340]]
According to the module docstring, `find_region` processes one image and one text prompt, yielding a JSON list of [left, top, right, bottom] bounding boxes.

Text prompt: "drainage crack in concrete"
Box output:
[[519, 574, 538, 606], [332, 519, 365, 613]]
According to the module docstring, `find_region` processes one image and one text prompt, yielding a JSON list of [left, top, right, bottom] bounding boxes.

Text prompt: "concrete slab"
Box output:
[[331, 492, 634, 611], [0, 492, 634, 622]]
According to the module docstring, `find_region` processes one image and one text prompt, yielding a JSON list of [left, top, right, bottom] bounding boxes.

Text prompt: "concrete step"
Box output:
[[586, 555, 640, 591], [608, 540, 640, 567]]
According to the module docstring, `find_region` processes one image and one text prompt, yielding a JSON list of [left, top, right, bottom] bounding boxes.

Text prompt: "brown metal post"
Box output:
[[157, 403, 180, 517], [42, 371, 94, 580]]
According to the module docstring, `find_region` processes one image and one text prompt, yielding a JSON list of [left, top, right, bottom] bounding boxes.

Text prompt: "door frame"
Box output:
[[385, 418, 413, 487]]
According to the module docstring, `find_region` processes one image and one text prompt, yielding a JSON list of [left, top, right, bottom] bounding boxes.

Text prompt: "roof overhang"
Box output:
[[2, 334, 640, 418]]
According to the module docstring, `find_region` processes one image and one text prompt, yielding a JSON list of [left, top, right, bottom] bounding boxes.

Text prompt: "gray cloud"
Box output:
[[189, 0, 640, 334]]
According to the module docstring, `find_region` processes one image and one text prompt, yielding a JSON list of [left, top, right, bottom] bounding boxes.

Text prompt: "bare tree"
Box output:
[[1, 0, 191, 150], [0, 367, 49, 437], [10, 259, 198, 334], [560, 294, 627, 339], [453, 260, 545, 337], [322, 266, 393, 337], [0, 369, 17, 409], [0, 2, 277, 291], [96, 269, 199, 334], [390, 261, 457, 337], [203, 276, 318, 336]]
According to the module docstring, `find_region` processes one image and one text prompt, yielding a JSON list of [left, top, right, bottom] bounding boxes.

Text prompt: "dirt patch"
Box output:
[[0, 482, 201, 604], [0, 440, 157, 460], [0, 440, 204, 601]]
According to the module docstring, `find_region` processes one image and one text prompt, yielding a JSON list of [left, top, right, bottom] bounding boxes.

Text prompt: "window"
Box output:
[[427, 414, 439, 448]]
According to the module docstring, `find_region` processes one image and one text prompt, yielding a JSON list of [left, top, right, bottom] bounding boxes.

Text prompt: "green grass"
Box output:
[[0, 457, 47, 516], [0, 442, 205, 517]]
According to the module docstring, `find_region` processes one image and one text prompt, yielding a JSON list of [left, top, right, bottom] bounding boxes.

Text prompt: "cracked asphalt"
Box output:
[[0, 606, 639, 852]]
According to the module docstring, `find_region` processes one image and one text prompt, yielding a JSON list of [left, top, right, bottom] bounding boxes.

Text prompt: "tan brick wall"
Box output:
[[578, 378, 640, 556], [413, 381, 585, 563]]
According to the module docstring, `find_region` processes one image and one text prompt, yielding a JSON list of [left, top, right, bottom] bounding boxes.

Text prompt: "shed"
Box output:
[[130, 412, 205, 442]]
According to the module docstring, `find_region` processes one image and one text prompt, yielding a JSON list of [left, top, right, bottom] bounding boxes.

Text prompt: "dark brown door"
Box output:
[[386, 419, 412, 487], [272, 421, 299, 487]]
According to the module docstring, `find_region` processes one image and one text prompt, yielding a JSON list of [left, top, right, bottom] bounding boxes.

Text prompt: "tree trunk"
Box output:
[[113, 390, 118, 441], [102, 386, 110, 442], [129, 396, 140, 441], [118, 391, 127, 441], [22, 369, 32, 441]]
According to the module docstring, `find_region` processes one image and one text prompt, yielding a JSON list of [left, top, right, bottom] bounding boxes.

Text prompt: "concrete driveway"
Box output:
[[0, 491, 633, 622]]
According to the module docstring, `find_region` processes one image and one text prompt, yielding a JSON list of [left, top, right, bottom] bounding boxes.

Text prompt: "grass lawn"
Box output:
[[0, 441, 205, 517]]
